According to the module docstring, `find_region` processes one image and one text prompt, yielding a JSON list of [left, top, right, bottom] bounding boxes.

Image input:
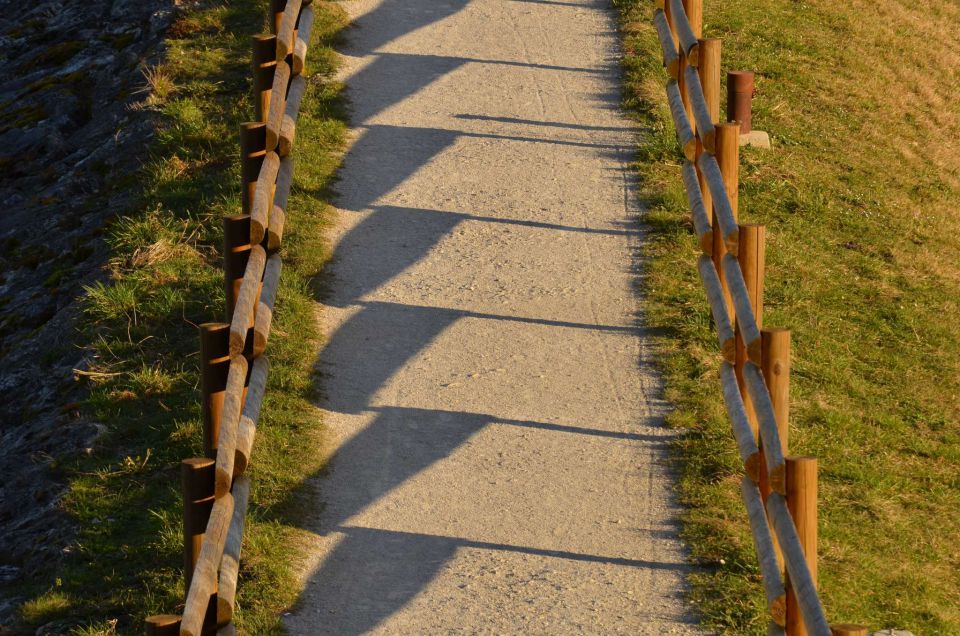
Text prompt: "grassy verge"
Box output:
[[615, 0, 960, 633], [13, 1, 347, 633]]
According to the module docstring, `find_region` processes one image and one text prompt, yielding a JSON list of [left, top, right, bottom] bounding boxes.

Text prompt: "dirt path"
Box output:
[[285, 0, 700, 632]]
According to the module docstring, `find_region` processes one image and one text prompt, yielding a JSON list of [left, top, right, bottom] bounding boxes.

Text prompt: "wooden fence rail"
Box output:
[[654, 1, 871, 635], [144, 0, 315, 633]]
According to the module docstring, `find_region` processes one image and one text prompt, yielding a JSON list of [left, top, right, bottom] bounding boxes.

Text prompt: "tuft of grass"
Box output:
[[8, 0, 349, 633], [137, 64, 177, 107], [615, 0, 960, 633]]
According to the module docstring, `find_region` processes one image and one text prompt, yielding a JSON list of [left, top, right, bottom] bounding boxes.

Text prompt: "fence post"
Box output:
[[252, 35, 277, 122], [696, 38, 721, 220], [785, 456, 818, 636], [199, 323, 231, 459], [713, 122, 740, 319], [679, 0, 702, 129], [145, 615, 181, 635], [663, 0, 679, 49], [734, 224, 765, 437], [761, 328, 790, 490], [727, 70, 755, 134], [182, 458, 219, 634], [270, 0, 287, 34], [224, 216, 252, 323], [830, 626, 868, 636], [761, 327, 789, 570], [240, 122, 267, 216]]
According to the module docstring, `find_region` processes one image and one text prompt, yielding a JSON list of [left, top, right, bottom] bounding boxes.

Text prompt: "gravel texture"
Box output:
[[284, 0, 702, 632]]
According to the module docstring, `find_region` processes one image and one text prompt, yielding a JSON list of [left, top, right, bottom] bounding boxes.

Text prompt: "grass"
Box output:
[[7, 0, 348, 633], [614, 0, 960, 633]]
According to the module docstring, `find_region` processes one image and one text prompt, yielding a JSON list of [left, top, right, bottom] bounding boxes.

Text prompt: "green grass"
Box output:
[[9, 1, 348, 633], [614, 0, 960, 633]]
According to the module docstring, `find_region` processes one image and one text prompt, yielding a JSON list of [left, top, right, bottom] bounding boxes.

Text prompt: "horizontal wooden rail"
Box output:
[[266, 60, 291, 151], [293, 4, 315, 75], [252, 152, 280, 245], [229, 244, 267, 355], [742, 478, 787, 625], [721, 253, 762, 362], [768, 494, 832, 635], [695, 153, 738, 254], [254, 255, 283, 356], [743, 363, 787, 494], [720, 362, 761, 479], [215, 355, 248, 497], [653, 9, 680, 79], [682, 161, 712, 255], [276, 0, 303, 61], [270, 158, 293, 250], [279, 75, 307, 157], [683, 66, 715, 151], [668, 0, 699, 64], [181, 493, 234, 636], [236, 356, 269, 476], [666, 80, 696, 160], [217, 475, 251, 624], [697, 255, 734, 361]]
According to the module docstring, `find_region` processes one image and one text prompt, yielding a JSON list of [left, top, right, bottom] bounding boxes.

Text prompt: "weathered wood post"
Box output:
[[240, 122, 267, 216], [224, 216, 252, 323], [735, 224, 765, 437], [270, 0, 287, 34], [252, 35, 277, 122], [662, 0, 679, 49], [199, 323, 231, 459], [785, 456, 818, 636], [181, 458, 218, 633], [696, 38, 721, 215], [760, 328, 790, 497], [761, 327, 790, 567], [714, 122, 740, 319], [678, 0, 701, 128]]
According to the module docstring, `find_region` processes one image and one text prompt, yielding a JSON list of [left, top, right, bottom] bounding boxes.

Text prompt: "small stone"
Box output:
[[739, 130, 771, 149]]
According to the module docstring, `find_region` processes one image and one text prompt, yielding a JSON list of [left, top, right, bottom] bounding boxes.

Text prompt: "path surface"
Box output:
[[285, 0, 700, 633]]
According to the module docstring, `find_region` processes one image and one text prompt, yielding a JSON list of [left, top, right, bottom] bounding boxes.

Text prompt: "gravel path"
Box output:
[[285, 0, 701, 632]]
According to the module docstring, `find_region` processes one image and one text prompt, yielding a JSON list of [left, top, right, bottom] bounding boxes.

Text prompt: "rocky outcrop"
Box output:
[[0, 0, 176, 622]]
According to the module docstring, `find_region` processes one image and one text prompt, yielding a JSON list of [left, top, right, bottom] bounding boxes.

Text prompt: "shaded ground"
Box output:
[[0, 0, 174, 622], [284, 0, 701, 632]]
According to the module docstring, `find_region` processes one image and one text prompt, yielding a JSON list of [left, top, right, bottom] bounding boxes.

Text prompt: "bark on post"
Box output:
[[786, 456, 818, 636], [713, 122, 740, 320], [240, 122, 267, 216], [223, 216, 252, 324], [734, 224, 765, 436], [696, 38, 720, 217], [199, 323, 231, 459], [252, 35, 277, 122]]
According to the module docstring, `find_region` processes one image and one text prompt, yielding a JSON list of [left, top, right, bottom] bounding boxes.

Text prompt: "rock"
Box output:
[[739, 129, 771, 149], [0, 0, 176, 628], [871, 631, 915, 636]]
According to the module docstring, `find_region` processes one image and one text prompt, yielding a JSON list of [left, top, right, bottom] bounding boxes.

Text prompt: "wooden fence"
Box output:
[[655, 1, 872, 635], [143, 1, 315, 633]]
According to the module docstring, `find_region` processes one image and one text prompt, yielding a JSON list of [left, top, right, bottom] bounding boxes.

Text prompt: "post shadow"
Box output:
[[284, 404, 692, 635]]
